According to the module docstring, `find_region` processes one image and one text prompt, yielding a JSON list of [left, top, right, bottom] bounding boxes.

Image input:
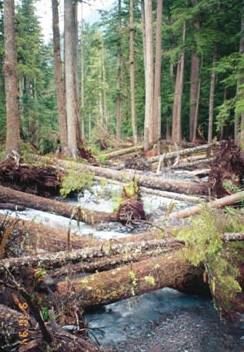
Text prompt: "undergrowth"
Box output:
[[60, 169, 94, 198], [177, 207, 242, 309]]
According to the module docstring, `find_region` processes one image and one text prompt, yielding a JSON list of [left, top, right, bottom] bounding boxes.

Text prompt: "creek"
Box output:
[[1, 179, 243, 351]]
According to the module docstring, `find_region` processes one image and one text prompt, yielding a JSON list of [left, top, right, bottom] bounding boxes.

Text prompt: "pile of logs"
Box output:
[[0, 141, 243, 350]]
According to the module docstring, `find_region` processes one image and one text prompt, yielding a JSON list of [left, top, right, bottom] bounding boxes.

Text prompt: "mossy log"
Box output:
[[54, 159, 208, 196], [0, 185, 117, 225], [0, 239, 183, 274], [0, 304, 100, 352], [56, 251, 208, 308]]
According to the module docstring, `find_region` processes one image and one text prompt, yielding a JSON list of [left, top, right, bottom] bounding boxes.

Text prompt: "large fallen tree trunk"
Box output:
[[103, 144, 143, 159], [0, 213, 103, 256], [0, 239, 183, 274], [169, 191, 244, 219], [54, 159, 208, 196], [0, 185, 117, 225], [148, 143, 216, 164], [57, 250, 208, 308], [0, 304, 100, 352]]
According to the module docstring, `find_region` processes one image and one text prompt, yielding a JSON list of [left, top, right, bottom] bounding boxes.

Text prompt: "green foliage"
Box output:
[[177, 208, 241, 307], [60, 170, 94, 198]]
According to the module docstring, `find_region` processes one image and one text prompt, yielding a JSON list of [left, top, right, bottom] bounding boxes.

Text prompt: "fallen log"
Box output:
[[0, 213, 102, 255], [170, 157, 215, 170], [0, 185, 117, 225], [0, 239, 183, 274], [54, 159, 209, 196], [0, 304, 100, 352], [169, 191, 244, 219], [103, 144, 143, 159], [56, 250, 208, 308], [0, 203, 26, 211], [149, 143, 216, 165], [94, 176, 204, 203]]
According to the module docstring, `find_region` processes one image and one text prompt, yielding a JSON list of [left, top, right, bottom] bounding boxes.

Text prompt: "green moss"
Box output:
[[177, 207, 242, 308], [60, 169, 94, 198]]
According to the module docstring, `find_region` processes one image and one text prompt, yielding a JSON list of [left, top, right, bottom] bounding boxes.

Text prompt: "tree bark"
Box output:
[[129, 0, 138, 145], [0, 185, 117, 225], [169, 191, 244, 219], [0, 239, 183, 274], [51, 0, 67, 151], [148, 143, 215, 164], [208, 49, 217, 143], [103, 144, 143, 158], [3, 0, 20, 153], [53, 158, 209, 195], [153, 0, 163, 145], [116, 0, 122, 141], [64, 0, 80, 157], [235, 8, 244, 148], [0, 213, 102, 254], [144, 0, 154, 150], [57, 250, 207, 308], [80, 3, 85, 140], [189, 0, 200, 142], [189, 53, 201, 142], [172, 23, 186, 144]]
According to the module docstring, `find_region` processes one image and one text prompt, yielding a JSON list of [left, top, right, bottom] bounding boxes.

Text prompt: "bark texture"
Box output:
[[144, 0, 154, 150], [0, 185, 117, 225], [52, 0, 67, 151], [4, 0, 20, 153], [169, 191, 244, 219], [208, 50, 217, 143], [172, 23, 186, 144], [129, 0, 138, 145], [64, 0, 80, 157], [55, 158, 209, 195], [57, 251, 207, 308], [153, 0, 163, 144]]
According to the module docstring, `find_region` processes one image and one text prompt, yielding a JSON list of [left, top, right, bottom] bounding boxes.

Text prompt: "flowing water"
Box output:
[[2, 179, 243, 351]]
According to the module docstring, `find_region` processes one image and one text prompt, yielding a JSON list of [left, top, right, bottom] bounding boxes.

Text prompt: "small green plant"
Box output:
[[177, 207, 241, 308], [60, 169, 94, 198]]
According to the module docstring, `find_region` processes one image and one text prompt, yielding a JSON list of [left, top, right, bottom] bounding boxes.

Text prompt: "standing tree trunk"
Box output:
[[64, 0, 80, 157], [235, 7, 244, 148], [171, 23, 186, 145], [189, 0, 200, 142], [3, 0, 20, 153], [208, 49, 217, 144], [129, 0, 138, 145], [116, 0, 122, 141], [144, 0, 154, 151], [51, 0, 67, 152], [189, 53, 201, 142], [80, 2, 85, 140], [153, 0, 163, 146]]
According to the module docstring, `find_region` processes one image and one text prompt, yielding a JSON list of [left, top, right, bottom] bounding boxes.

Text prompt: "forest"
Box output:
[[0, 0, 244, 351]]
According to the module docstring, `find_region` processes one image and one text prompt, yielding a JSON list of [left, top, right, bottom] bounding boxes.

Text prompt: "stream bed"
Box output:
[[86, 288, 244, 352], [1, 179, 243, 351]]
